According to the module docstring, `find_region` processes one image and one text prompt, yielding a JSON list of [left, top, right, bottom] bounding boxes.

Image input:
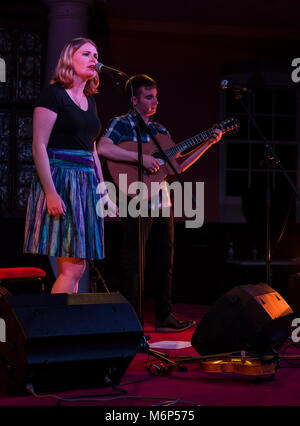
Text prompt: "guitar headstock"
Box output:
[[219, 117, 240, 135]]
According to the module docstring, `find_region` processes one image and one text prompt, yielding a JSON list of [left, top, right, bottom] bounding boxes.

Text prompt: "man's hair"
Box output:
[[50, 37, 99, 96], [125, 74, 157, 101]]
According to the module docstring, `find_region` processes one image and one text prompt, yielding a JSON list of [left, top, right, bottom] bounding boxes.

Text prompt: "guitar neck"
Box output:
[[165, 127, 214, 158]]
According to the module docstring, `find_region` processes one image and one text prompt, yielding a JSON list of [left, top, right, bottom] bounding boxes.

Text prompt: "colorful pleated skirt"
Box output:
[[24, 149, 104, 260]]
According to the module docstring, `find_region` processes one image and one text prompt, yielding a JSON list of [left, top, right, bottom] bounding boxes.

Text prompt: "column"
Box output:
[[43, 0, 94, 292], [42, 0, 93, 83]]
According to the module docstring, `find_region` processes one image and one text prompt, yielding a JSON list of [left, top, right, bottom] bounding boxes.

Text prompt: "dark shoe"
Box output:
[[155, 314, 196, 332]]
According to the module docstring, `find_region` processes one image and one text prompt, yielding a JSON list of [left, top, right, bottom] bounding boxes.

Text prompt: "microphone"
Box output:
[[95, 62, 128, 77], [220, 79, 248, 91]]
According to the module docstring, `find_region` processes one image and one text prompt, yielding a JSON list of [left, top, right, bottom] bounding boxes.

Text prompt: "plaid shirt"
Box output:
[[103, 110, 172, 210], [104, 110, 170, 144]]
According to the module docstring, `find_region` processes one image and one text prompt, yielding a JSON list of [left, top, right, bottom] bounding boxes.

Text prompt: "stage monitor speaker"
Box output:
[[191, 283, 294, 356], [0, 292, 143, 394]]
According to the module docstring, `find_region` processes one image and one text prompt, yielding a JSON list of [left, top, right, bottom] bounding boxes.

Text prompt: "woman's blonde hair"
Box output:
[[50, 37, 99, 95]]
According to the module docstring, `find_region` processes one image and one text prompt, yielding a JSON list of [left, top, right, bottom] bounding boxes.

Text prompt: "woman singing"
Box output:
[[24, 37, 117, 293]]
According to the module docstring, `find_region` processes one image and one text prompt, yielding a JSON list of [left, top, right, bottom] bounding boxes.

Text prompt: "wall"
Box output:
[[90, 0, 300, 222], [1, 0, 300, 301]]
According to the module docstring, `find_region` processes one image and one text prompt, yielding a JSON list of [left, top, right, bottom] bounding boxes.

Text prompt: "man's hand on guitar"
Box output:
[[142, 154, 160, 174], [208, 127, 223, 146], [105, 118, 239, 194]]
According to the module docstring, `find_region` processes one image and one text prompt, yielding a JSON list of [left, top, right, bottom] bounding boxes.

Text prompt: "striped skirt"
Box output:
[[24, 149, 105, 260]]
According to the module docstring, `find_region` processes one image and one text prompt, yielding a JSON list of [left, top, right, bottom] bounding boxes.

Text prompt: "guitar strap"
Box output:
[[124, 115, 168, 141], [124, 124, 136, 137], [150, 122, 170, 138]]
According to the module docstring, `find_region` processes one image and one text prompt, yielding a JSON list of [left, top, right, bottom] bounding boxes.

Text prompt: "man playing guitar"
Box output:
[[97, 74, 223, 332]]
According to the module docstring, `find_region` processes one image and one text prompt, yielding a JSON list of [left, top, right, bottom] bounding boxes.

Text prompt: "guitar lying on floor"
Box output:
[[106, 117, 239, 200]]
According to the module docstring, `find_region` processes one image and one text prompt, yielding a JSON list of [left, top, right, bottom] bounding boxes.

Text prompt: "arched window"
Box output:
[[0, 29, 42, 216], [219, 65, 299, 224]]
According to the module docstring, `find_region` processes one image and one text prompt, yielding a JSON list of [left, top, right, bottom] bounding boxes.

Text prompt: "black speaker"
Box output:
[[191, 283, 294, 356], [0, 292, 143, 394]]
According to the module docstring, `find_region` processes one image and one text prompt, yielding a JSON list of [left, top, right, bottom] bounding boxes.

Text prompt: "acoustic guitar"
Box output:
[[106, 117, 239, 200]]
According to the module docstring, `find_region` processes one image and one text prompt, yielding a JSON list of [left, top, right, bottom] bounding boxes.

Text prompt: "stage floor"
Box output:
[[0, 302, 299, 408]]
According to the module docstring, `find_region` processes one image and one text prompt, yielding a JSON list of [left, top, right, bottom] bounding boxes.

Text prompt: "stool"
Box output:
[[0, 267, 46, 294]]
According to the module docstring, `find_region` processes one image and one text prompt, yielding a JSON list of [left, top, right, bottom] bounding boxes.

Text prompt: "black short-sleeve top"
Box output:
[[36, 83, 101, 152]]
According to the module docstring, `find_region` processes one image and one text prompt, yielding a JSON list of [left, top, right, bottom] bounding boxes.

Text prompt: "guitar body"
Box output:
[[106, 134, 182, 200]]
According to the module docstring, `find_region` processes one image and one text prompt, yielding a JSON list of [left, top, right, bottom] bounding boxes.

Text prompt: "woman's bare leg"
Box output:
[[51, 257, 85, 293]]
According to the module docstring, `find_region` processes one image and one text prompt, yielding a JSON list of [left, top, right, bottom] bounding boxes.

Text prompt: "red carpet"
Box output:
[[0, 302, 300, 407]]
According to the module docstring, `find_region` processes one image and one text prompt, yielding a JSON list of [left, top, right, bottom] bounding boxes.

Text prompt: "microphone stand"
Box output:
[[127, 93, 197, 327], [94, 65, 195, 365], [96, 65, 199, 324], [134, 118, 145, 325], [127, 84, 202, 364], [89, 259, 110, 294], [229, 88, 300, 285], [101, 68, 207, 363], [130, 110, 199, 323]]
